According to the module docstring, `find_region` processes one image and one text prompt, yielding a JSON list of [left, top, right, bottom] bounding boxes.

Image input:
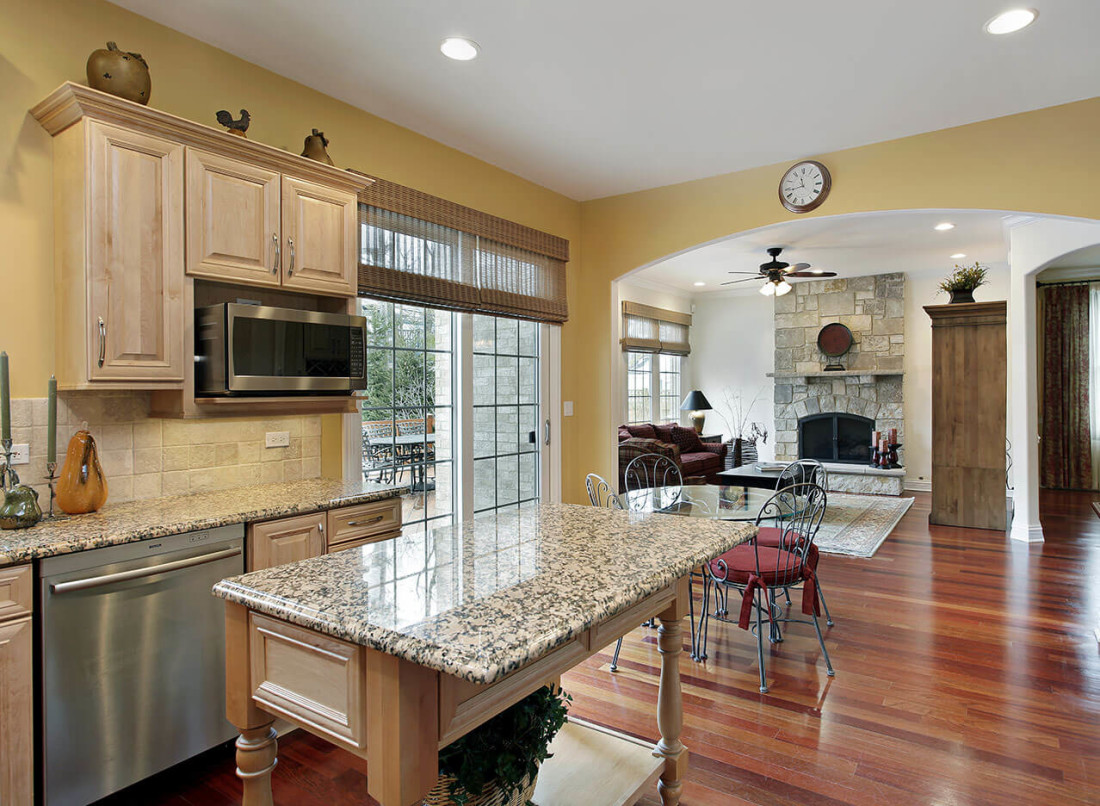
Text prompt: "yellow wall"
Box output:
[[3, 0, 1099, 503], [569, 98, 1100, 503]]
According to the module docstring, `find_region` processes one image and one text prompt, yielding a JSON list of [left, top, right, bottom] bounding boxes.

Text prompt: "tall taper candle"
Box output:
[[0, 351, 9, 442], [47, 375, 57, 464]]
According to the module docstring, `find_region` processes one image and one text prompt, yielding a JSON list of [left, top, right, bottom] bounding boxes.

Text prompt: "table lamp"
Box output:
[[680, 390, 712, 435]]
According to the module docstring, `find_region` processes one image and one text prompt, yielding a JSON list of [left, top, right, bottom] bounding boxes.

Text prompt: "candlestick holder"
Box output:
[[1, 438, 12, 491], [869, 443, 881, 468], [43, 461, 67, 520], [886, 443, 902, 469]]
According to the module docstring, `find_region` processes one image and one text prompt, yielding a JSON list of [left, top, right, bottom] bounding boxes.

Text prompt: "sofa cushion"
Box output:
[[680, 451, 721, 477], [624, 423, 657, 439], [618, 428, 632, 441], [670, 425, 704, 454], [651, 423, 676, 444]]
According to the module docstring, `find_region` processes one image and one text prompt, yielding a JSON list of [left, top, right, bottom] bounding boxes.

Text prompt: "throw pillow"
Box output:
[[618, 428, 632, 441], [625, 424, 657, 439], [651, 423, 675, 444], [670, 425, 704, 454]]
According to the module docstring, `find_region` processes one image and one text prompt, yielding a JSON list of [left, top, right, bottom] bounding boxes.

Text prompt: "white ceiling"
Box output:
[[109, 0, 1100, 200], [629, 210, 1012, 294]]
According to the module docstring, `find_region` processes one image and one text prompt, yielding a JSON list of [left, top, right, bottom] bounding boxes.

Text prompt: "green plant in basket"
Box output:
[[939, 262, 988, 293], [438, 684, 571, 806]]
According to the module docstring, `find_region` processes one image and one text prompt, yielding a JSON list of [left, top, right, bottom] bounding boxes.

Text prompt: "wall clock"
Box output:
[[779, 160, 831, 214]]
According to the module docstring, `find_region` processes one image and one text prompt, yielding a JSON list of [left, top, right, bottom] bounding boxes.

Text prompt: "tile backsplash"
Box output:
[[8, 392, 323, 505]]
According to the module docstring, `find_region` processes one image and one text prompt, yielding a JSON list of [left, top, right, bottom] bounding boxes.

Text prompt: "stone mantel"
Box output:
[[767, 370, 904, 379]]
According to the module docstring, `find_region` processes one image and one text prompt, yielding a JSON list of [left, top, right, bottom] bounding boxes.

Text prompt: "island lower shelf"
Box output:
[[532, 719, 664, 806]]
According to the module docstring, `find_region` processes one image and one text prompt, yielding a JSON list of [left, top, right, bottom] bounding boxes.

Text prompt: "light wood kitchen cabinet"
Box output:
[[326, 498, 402, 549], [0, 564, 33, 805], [51, 119, 186, 389], [280, 176, 358, 296], [248, 512, 327, 572], [185, 149, 281, 287]]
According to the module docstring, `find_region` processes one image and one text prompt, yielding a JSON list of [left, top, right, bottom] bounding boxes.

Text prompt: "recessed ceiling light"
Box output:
[[951, 253, 967, 259], [440, 37, 480, 61], [934, 222, 955, 231], [985, 8, 1038, 35], [693, 281, 706, 287]]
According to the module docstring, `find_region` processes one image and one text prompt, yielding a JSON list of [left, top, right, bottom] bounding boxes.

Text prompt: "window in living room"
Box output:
[[658, 354, 682, 422], [622, 301, 692, 425], [626, 352, 653, 424]]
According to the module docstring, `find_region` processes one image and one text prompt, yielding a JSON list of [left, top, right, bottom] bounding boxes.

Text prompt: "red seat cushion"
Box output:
[[709, 544, 805, 587], [755, 526, 819, 570]]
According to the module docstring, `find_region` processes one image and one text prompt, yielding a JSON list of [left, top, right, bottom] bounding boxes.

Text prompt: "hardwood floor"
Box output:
[[100, 491, 1100, 805]]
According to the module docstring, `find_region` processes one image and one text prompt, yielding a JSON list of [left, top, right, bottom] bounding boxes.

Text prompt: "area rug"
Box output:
[[814, 493, 914, 558]]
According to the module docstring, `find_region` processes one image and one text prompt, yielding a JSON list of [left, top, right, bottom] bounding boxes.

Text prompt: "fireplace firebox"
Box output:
[[798, 413, 873, 464]]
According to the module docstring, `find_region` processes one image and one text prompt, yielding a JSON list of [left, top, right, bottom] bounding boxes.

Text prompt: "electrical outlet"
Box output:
[[265, 431, 291, 449], [9, 444, 29, 465]]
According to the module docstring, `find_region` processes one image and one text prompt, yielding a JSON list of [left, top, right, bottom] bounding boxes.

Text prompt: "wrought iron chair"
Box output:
[[696, 483, 834, 693], [362, 420, 396, 483], [623, 452, 683, 512], [586, 473, 622, 510], [766, 459, 834, 626]]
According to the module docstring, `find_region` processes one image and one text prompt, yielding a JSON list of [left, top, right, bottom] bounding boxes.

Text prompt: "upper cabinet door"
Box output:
[[186, 149, 281, 287], [280, 176, 357, 296], [86, 121, 185, 382]]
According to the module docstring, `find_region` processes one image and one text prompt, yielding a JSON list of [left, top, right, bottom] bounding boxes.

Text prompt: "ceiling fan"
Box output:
[[721, 246, 837, 296]]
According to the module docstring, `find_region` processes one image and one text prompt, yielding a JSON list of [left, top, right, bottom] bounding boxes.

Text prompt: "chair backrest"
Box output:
[[585, 473, 624, 509], [778, 458, 828, 489], [396, 418, 426, 436], [623, 452, 683, 511], [748, 482, 827, 586], [363, 420, 395, 440]]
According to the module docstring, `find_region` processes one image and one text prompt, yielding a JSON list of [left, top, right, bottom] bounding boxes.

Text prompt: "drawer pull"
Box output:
[[346, 515, 384, 527]]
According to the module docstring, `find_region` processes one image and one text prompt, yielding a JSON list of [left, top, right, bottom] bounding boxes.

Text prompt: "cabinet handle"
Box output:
[[346, 515, 385, 527], [287, 237, 295, 276], [97, 317, 106, 367], [272, 233, 280, 274], [318, 521, 325, 533]]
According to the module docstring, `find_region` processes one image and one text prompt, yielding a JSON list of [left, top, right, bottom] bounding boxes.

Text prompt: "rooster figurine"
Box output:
[[215, 108, 251, 137]]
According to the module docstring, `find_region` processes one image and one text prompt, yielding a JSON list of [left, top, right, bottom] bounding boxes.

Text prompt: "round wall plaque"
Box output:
[[817, 323, 854, 370]]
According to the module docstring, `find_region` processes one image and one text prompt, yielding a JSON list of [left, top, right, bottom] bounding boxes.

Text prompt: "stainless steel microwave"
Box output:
[[195, 303, 366, 395]]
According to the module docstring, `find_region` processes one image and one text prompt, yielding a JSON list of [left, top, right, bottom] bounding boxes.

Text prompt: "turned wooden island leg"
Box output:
[[655, 576, 690, 806], [225, 602, 278, 806]]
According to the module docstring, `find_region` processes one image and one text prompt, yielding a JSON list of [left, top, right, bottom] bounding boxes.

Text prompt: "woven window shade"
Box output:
[[354, 172, 569, 323], [621, 301, 692, 354]]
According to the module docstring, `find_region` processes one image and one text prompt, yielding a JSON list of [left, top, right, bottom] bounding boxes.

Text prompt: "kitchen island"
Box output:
[[214, 502, 756, 806]]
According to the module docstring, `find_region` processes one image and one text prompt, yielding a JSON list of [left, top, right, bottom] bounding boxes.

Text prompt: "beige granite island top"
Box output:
[[0, 478, 408, 566], [213, 502, 756, 684]]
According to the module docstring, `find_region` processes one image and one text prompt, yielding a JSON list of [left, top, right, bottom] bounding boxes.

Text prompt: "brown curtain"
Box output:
[[1039, 284, 1092, 489]]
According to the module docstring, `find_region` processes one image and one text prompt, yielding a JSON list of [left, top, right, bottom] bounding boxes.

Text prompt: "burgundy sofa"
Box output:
[[618, 423, 727, 487]]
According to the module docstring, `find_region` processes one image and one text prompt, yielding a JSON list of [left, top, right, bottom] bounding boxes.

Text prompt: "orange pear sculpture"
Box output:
[[56, 428, 108, 515]]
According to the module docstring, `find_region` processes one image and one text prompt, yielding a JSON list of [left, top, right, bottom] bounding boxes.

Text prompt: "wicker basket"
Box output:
[[424, 771, 538, 806]]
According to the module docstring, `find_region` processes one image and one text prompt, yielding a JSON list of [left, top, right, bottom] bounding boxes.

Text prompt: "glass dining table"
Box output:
[[623, 483, 776, 521]]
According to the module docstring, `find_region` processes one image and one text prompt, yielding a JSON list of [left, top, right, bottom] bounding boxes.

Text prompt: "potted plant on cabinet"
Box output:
[[939, 262, 988, 304], [428, 685, 571, 806], [713, 387, 768, 468]]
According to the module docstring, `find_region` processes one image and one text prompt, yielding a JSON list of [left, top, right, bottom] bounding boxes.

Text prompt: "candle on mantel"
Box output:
[[47, 375, 57, 465], [872, 430, 881, 447], [888, 427, 897, 445], [0, 351, 9, 442]]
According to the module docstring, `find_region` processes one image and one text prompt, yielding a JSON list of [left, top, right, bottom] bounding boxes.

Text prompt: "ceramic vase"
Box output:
[[56, 429, 109, 515]]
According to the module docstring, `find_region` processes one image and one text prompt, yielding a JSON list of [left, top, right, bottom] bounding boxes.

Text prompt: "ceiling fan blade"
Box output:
[[786, 271, 837, 278], [726, 271, 765, 275], [784, 262, 811, 273], [721, 277, 766, 285]]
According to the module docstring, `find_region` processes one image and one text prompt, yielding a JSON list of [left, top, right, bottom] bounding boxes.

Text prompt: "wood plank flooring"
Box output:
[[98, 491, 1100, 805]]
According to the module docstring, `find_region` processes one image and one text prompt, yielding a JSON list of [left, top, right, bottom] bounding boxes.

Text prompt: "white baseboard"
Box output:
[[1010, 523, 1045, 543], [904, 479, 931, 493]]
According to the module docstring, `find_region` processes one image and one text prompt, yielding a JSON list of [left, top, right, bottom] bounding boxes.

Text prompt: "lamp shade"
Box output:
[[680, 390, 712, 412]]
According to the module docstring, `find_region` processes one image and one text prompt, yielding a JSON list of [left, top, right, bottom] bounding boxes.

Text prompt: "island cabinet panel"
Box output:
[[0, 564, 33, 805], [186, 149, 281, 286], [247, 513, 326, 572], [79, 120, 186, 386], [280, 176, 358, 297], [248, 613, 366, 751]]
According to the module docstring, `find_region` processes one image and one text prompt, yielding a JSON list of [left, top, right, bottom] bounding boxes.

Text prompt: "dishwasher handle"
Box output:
[[50, 546, 242, 594]]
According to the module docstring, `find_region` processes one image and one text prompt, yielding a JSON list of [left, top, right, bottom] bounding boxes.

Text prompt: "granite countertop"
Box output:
[[213, 502, 756, 685], [0, 478, 408, 566]]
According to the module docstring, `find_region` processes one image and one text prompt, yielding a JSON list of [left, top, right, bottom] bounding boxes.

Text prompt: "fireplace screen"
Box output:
[[798, 413, 873, 464]]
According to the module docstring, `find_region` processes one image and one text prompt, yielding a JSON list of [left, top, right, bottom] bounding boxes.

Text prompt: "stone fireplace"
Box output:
[[770, 272, 905, 495]]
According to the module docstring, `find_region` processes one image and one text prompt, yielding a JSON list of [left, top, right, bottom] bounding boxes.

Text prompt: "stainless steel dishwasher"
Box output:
[[39, 524, 245, 806]]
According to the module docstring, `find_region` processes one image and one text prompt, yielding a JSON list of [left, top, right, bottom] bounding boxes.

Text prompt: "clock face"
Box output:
[[779, 161, 831, 213]]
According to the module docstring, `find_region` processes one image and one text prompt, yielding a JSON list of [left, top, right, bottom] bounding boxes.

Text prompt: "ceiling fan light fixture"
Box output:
[[985, 8, 1038, 35], [951, 253, 967, 259], [759, 282, 776, 297], [693, 281, 706, 287], [775, 280, 792, 296], [934, 222, 956, 232]]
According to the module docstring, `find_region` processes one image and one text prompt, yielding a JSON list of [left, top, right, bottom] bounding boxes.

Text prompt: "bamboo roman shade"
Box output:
[[620, 302, 692, 355], [354, 172, 569, 323]]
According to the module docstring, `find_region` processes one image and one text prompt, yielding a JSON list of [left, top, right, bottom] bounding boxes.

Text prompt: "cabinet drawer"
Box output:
[[326, 531, 400, 554], [0, 565, 32, 622], [326, 499, 402, 547]]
